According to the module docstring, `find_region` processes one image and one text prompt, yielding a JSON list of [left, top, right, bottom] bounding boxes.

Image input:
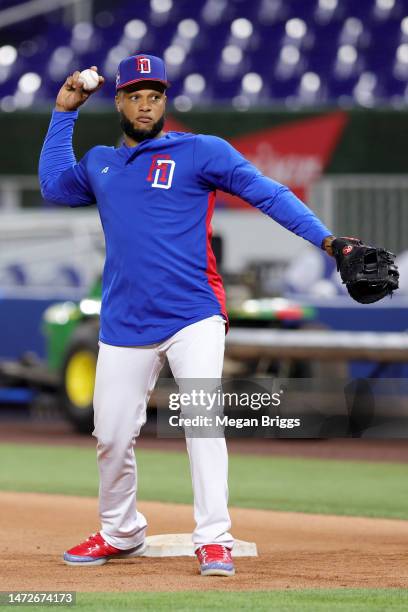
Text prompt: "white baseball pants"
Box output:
[[92, 315, 233, 551]]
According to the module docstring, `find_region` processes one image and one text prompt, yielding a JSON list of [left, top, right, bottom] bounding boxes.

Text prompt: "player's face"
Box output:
[[115, 87, 167, 143]]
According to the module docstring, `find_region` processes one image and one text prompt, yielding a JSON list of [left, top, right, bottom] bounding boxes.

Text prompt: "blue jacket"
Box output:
[[39, 110, 331, 346]]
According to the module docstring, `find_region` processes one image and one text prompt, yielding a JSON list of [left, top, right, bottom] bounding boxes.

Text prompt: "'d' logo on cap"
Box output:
[[136, 57, 151, 74]]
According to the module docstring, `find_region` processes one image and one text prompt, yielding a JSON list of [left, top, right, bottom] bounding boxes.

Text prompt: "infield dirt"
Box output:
[[1, 491, 407, 592]]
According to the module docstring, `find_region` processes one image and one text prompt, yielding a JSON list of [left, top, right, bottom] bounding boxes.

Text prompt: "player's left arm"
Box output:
[[194, 135, 335, 255]]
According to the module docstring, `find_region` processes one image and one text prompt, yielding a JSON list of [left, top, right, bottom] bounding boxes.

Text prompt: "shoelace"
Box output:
[[86, 533, 102, 546], [198, 545, 231, 563]]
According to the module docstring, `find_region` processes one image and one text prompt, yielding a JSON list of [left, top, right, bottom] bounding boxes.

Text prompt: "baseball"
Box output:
[[78, 68, 99, 91]]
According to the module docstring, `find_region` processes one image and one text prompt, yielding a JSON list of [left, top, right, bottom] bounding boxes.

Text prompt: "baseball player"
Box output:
[[39, 54, 335, 577]]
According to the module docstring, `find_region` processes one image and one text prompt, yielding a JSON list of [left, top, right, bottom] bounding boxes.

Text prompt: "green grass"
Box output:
[[3, 590, 408, 611], [0, 443, 407, 519]]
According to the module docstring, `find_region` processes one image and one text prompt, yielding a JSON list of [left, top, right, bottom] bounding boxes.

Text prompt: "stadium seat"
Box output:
[[0, 0, 406, 109]]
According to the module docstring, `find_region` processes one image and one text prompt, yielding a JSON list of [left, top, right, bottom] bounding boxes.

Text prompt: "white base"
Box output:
[[142, 533, 257, 558]]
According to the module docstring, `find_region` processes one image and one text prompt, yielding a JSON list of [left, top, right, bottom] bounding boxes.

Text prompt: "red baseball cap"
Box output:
[[116, 54, 170, 91]]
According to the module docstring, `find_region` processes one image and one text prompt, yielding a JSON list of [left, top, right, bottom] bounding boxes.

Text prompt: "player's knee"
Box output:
[[95, 420, 145, 451], [96, 433, 131, 453], [96, 436, 118, 454]]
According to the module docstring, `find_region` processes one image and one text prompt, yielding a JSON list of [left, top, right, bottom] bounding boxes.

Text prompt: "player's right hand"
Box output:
[[55, 65, 105, 112]]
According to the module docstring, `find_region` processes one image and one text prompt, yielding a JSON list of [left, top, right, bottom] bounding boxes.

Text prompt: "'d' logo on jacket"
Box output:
[[147, 154, 176, 190]]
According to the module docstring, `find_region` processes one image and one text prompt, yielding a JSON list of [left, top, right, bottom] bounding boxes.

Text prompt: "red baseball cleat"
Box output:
[[63, 532, 146, 566], [195, 544, 235, 576]]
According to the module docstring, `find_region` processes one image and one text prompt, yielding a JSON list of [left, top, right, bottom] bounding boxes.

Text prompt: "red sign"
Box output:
[[224, 111, 348, 207]]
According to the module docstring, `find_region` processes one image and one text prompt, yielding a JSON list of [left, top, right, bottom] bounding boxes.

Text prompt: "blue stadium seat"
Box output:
[[0, 0, 407, 108]]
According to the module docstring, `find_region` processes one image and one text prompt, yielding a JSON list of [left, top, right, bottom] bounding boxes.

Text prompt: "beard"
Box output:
[[120, 110, 165, 143]]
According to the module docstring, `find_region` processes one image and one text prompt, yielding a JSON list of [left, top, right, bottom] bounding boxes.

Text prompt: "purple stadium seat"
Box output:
[[0, 0, 406, 108]]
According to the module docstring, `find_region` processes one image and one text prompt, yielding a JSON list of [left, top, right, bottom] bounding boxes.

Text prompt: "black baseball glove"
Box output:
[[331, 237, 399, 304]]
